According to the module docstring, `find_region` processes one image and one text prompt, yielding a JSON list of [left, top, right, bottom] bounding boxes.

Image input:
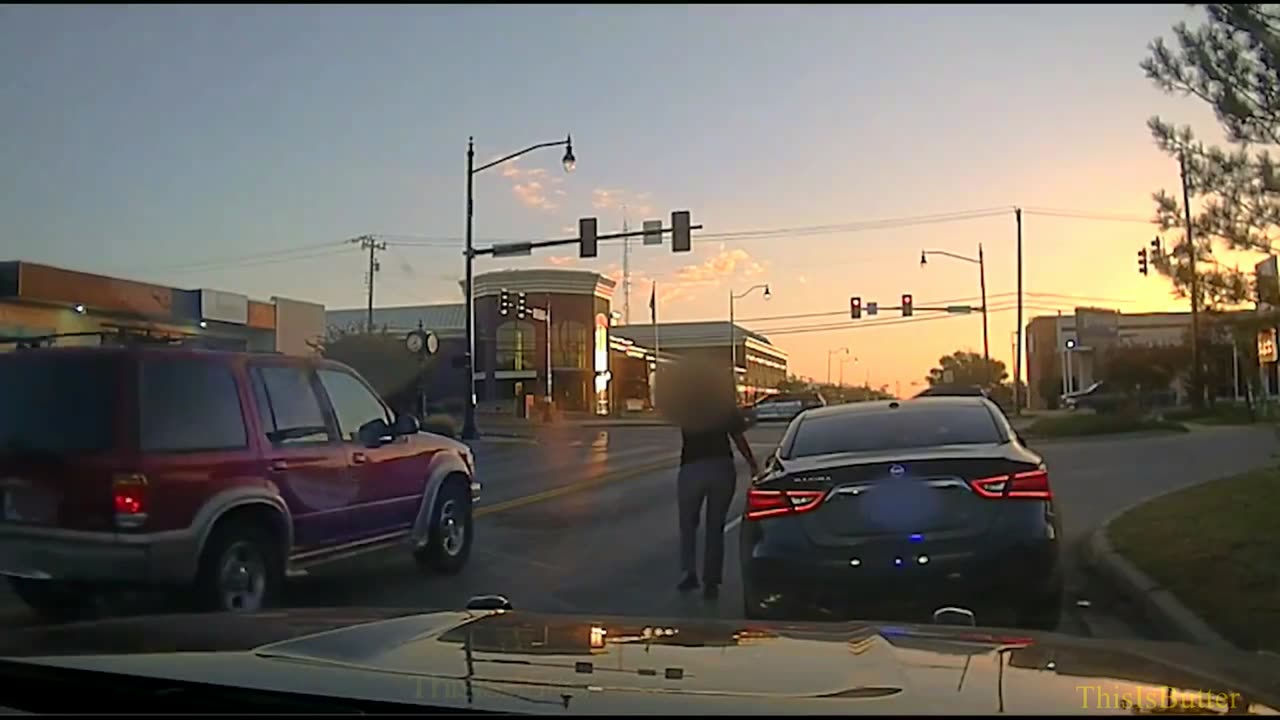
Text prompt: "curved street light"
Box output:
[[826, 347, 849, 385], [921, 245, 990, 381], [729, 284, 771, 395], [462, 134, 575, 439]]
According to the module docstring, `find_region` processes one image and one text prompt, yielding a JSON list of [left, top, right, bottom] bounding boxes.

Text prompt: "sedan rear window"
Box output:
[[788, 404, 1003, 458], [0, 354, 115, 454]]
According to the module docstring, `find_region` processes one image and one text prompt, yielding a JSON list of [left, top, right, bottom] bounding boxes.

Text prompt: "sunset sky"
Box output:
[[0, 4, 1244, 391]]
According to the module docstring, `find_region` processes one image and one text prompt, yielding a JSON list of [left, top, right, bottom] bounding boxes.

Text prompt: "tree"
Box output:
[[1100, 343, 1189, 403], [312, 326, 433, 416], [926, 351, 1008, 388], [1142, 5, 1280, 405]]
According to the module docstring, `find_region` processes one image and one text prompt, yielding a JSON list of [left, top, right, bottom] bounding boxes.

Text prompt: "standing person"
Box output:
[[675, 398, 760, 599]]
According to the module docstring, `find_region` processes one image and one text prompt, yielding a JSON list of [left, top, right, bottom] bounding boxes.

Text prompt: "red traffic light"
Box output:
[[902, 294, 913, 317], [850, 296, 862, 320]]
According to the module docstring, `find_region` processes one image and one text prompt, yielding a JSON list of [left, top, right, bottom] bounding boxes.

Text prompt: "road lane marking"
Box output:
[[724, 515, 743, 534], [475, 454, 681, 518]]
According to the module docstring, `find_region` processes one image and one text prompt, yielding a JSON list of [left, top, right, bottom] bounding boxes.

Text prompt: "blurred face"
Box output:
[[655, 356, 737, 432]]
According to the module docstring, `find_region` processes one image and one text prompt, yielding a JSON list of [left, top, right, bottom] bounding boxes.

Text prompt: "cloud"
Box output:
[[546, 255, 577, 267], [798, 275, 809, 285], [592, 188, 654, 218], [674, 248, 766, 285], [500, 162, 560, 210]]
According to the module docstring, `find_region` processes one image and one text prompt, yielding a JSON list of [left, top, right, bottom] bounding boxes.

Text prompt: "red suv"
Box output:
[[0, 345, 479, 618]]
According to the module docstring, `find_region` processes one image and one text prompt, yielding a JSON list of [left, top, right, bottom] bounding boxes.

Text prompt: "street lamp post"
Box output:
[[827, 347, 849, 385], [729, 284, 771, 398], [462, 134, 575, 440], [921, 244, 990, 380]]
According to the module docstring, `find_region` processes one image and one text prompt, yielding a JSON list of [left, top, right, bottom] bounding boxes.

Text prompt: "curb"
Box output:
[[1086, 508, 1235, 651]]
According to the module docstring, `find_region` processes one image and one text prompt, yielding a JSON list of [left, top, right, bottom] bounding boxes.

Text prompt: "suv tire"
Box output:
[[8, 577, 97, 622], [192, 519, 283, 613], [414, 478, 473, 575]]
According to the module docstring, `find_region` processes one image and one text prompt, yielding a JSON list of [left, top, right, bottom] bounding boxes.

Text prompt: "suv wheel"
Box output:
[[414, 479, 473, 575], [8, 577, 97, 622], [193, 521, 283, 613]]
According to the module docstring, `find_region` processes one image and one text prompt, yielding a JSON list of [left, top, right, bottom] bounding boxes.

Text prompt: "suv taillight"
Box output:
[[970, 469, 1051, 499], [745, 488, 826, 521], [112, 473, 148, 528]]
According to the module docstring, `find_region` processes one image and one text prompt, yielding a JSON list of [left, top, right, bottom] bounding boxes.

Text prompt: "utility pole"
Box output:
[[351, 234, 386, 332], [1014, 208, 1024, 415], [621, 208, 631, 325], [1181, 150, 1203, 409]]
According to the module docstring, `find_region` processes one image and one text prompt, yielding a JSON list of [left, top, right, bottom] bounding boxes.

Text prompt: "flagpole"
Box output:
[[651, 281, 660, 409]]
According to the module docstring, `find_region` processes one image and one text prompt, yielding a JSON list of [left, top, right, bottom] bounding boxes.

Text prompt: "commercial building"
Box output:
[[0, 261, 325, 355], [328, 269, 651, 415], [1024, 307, 1260, 409], [327, 269, 791, 414], [610, 322, 788, 403]]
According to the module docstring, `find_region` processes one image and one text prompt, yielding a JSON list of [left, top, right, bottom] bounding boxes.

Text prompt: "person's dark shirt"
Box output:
[[680, 409, 747, 465]]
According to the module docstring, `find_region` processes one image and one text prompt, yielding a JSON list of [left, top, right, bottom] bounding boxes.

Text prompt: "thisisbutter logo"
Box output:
[[1077, 684, 1242, 712]]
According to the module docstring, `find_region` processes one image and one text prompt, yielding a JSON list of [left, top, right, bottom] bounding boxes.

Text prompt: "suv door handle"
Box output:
[[269, 460, 289, 473], [352, 452, 369, 465]]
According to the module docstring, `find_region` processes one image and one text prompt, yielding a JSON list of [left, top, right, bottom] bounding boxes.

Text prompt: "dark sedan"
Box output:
[[739, 396, 1062, 629]]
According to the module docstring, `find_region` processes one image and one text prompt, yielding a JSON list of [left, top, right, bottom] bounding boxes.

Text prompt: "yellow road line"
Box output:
[[475, 454, 680, 518]]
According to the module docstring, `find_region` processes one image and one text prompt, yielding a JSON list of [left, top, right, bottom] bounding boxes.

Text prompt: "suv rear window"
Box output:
[[139, 358, 247, 453], [788, 404, 1003, 458], [0, 354, 115, 454]]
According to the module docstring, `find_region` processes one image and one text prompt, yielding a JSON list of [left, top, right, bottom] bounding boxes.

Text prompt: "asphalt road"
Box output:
[[2, 422, 1277, 640]]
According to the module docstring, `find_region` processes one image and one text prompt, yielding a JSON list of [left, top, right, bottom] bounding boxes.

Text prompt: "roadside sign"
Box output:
[[643, 220, 663, 246], [866, 302, 879, 317], [1259, 328, 1277, 363], [492, 242, 533, 258], [530, 307, 548, 321], [946, 305, 973, 314]]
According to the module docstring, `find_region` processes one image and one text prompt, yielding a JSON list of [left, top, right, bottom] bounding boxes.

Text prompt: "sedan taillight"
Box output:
[[745, 488, 826, 521], [970, 469, 1051, 499]]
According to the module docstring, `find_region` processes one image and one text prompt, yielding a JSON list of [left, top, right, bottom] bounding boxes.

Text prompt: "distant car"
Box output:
[[750, 392, 827, 424], [740, 396, 1062, 630], [0, 345, 479, 620]]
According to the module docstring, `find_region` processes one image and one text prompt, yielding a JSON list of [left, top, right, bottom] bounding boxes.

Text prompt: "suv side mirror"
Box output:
[[357, 418, 393, 448], [392, 414, 420, 436]]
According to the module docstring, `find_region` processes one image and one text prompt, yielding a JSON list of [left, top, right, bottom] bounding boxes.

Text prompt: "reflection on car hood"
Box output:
[[2, 608, 1279, 714]]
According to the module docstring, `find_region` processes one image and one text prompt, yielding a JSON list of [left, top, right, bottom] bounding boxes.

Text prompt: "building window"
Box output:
[[554, 320, 589, 369], [496, 320, 536, 371]]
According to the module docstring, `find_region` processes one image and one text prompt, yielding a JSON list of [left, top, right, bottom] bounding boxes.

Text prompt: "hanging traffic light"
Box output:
[[1150, 236, 1162, 261], [516, 292, 528, 319], [901, 294, 913, 317], [499, 288, 511, 316], [850, 296, 862, 320], [1138, 248, 1149, 276]]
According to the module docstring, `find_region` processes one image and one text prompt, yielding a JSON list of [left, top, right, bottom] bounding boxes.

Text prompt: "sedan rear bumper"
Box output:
[[743, 541, 1059, 621]]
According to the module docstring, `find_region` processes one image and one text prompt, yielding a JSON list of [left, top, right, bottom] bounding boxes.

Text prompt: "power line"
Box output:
[[1021, 208, 1155, 225], [156, 245, 356, 275], [122, 239, 352, 275]]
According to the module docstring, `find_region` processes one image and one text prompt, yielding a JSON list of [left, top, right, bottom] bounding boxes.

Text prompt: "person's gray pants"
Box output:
[[677, 457, 738, 585]]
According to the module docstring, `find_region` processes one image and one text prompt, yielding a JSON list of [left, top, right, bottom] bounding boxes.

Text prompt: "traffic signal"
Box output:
[[499, 288, 511, 316], [1138, 248, 1149, 276], [901, 294, 913, 317], [579, 217, 598, 258], [850, 296, 862, 319], [1150, 237, 1162, 261], [672, 211, 691, 253], [516, 292, 528, 319]]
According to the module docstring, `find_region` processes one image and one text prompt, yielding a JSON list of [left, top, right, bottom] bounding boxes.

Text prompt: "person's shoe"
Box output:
[[677, 574, 700, 592], [702, 583, 720, 600]]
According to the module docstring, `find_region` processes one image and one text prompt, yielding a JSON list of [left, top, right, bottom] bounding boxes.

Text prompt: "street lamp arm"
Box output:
[[473, 140, 570, 175], [733, 284, 771, 300], [923, 250, 980, 265]]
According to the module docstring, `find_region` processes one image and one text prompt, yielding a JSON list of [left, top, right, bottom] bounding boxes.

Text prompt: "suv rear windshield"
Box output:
[[787, 404, 1004, 458], [0, 353, 116, 454]]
